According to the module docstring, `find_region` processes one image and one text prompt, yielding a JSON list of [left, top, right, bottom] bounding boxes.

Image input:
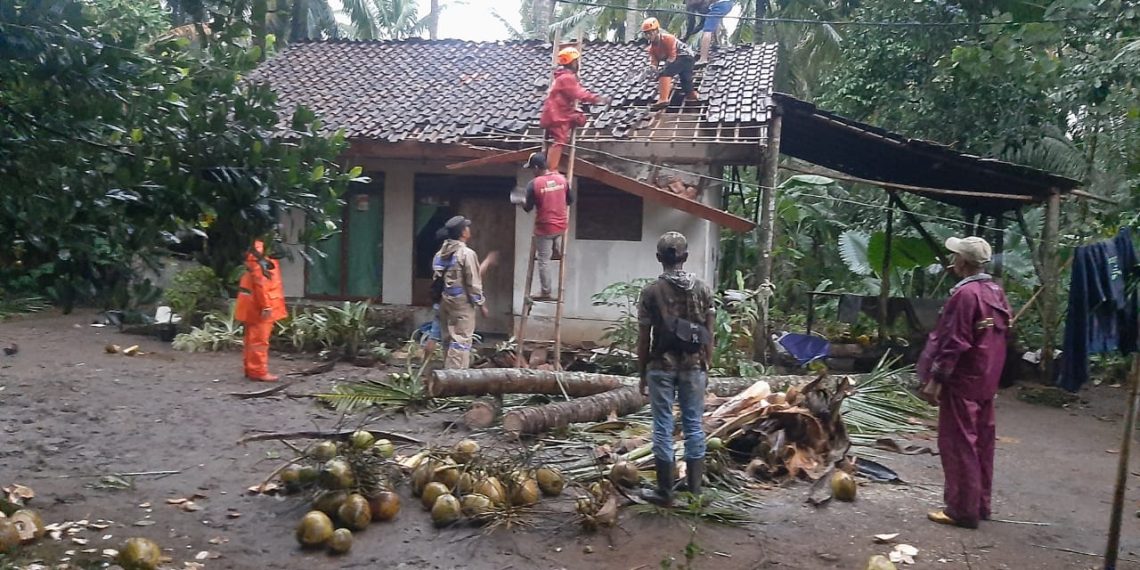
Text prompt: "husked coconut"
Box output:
[[10, 510, 44, 543], [475, 477, 507, 506]]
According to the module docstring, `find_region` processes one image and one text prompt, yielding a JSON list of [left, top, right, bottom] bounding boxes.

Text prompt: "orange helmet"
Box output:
[[640, 17, 660, 32], [557, 47, 581, 66]]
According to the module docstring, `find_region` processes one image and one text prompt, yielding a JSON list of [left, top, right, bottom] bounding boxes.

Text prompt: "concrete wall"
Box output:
[[278, 158, 721, 343]]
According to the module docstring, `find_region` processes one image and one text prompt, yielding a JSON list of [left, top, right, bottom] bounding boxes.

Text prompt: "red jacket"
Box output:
[[919, 276, 1011, 401], [235, 240, 288, 324], [540, 68, 601, 129], [526, 170, 571, 235]]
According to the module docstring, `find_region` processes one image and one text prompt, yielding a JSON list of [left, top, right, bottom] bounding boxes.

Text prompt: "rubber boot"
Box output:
[[546, 143, 563, 173], [640, 461, 674, 506], [686, 459, 703, 497], [651, 76, 673, 110]]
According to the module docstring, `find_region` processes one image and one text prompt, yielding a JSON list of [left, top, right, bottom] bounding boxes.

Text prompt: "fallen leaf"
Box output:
[[4, 484, 35, 504], [102, 549, 119, 558], [180, 501, 202, 512], [873, 533, 900, 543], [71, 538, 88, 545], [996, 436, 1020, 444], [247, 483, 280, 495], [207, 537, 229, 545], [194, 550, 221, 560], [1108, 449, 1121, 454], [896, 544, 918, 557], [226, 512, 241, 519], [183, 563, 206, 570], [166, 498, 190, 505], [133, 520, 156, 527], [87, 522, 111, 530], [102, 534, 113, 540], [138, 502, 151, 509]]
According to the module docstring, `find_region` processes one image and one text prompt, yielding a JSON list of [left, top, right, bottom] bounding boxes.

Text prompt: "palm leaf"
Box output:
[[838, 229, 873, 276]]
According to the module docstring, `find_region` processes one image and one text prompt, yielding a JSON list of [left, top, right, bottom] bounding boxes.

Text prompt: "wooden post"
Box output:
[[1040, 192, 1062, 383], [879, 199, 895, 342], [992, 215, 1006, 280], [753, 109, 782, 361], [1105, 355, 1140, 570]]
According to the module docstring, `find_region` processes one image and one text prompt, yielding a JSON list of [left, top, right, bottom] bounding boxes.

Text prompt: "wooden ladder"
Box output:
[[515, 32, 583, 371]]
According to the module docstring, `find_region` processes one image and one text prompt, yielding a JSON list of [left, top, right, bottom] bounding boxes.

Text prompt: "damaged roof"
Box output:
[[251, 39, 779, 144]]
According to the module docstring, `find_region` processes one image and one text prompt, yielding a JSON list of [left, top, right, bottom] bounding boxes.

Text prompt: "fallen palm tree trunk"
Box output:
[[462, 397, 502, 429], [502, 386, 648, 437], [427, 369, 627, 398]]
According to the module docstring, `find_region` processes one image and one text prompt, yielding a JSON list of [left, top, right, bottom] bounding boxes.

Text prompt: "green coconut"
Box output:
[[371, 439, 396, 458], [296, 511, 334, 548], [367, 491, 401, 522], [118, 537, 162, 570], [535, 468, 564, 496], [297, 466, 320, 485], [474, 477, 507, 506], [430, 495, 462, 527], [433, 462, 461, 489], [349, 430, 375, 450], [309, 441, 338, 462], [608, 461, 640, 488], [0, 520, 21, 554], [411, 460, 437, 497], [510, 478, 540, 507], [831, 471, 857, 502], [451, 439, 480, 464], [313, 491, 349, 517], [460, 494, 495, 518], [706, 437, 725, 451], [337, 494, 372, 531], [421, 482, 451, 510], [328, 528, 353, 555], [320, 459, 355, 490], [455, 471, 476, 495]]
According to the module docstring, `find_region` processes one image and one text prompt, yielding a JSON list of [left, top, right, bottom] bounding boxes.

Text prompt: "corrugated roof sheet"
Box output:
[[251, 39, 779, 144]]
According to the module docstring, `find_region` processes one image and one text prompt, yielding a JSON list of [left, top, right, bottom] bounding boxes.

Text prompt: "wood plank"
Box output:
[[445, 147, 542, 171], [572, 158, 756, 233]]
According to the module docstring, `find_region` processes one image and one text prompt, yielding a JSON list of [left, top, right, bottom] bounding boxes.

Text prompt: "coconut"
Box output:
[[297, 466, 319, 485], [411, 461, 437, 497], [337, 494, 372, 531], [118, 537, 162, 570], [313, 491, 349, 517], [367, 491, 400, 522], [328, 528, 353, 555], [831, 471, 857, 502], [608, 461, 640, 488], [10, 510, 44, 543], [371, 439, 395, 458], [706, 437, 725, 452], [350, 430, 376, 450], [421, 482, 451, 510], [296, 511, 335, 548], [510, 478, 540, 507], [309, 440, 338, 461], [475, 477, 507, 506], [451, 439, 480, 464], [433, 462, 461, 489], [535, 468, 564, 496], [455, 472, 476, 495], [460, 494, 494, 518], [320, 459, 355, 490], [0, 520, 20, 554], [430, 495, 462, 527]]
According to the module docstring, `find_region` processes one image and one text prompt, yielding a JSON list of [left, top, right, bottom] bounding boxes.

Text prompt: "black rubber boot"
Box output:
[[640, 461, 674, 507], [686, 459, 704, 497]]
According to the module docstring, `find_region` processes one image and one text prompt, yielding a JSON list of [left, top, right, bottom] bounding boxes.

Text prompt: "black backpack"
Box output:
[[657, 279, 711, 354]]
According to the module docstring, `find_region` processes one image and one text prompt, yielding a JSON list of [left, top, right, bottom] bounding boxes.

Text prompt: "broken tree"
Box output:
[[502, 386, 648, 437], [427, 369, 627, 398]]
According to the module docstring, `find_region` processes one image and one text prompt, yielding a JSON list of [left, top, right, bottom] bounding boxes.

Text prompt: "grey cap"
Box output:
[[524, 152, 547, 170], [657, 231, 688, 258], [444, 216, 471, 239]]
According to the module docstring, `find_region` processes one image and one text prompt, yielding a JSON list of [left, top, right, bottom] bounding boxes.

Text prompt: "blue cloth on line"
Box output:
[[777, 333, 831, 366]]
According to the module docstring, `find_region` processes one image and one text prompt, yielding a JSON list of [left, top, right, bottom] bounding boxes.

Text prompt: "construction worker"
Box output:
[[432, 216, 489, 369], [637, 232, 715, 506], [684, 0, 736, 66], [642, 17, 698, 110], [539, 47, 610, 173], [522, 151, 573, 301], [422, 227, 498, 364], [235, 239, 287, 382]]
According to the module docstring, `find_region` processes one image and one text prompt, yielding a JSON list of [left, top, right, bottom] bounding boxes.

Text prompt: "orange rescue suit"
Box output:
[[235, 240, 287, 380]]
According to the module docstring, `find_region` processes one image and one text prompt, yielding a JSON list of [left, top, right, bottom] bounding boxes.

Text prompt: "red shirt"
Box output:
[[539, 68, 601, 129], [919, 277, 1011, 401], [526, 170, 571, 235]]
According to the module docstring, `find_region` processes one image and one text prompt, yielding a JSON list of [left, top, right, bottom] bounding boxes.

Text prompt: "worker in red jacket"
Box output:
[[235, 240, 288, 382], [642, 17, 698, 110], [522, 152, 574, 301], [918, 236, 1011, 529], [539, 47, 609, 172]]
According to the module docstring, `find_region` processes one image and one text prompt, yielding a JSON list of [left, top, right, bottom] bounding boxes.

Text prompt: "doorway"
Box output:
[[306, 178, 384, 300]]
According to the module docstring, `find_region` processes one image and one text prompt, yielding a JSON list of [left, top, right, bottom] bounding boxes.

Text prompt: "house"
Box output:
[[252, 39, 776, 342]]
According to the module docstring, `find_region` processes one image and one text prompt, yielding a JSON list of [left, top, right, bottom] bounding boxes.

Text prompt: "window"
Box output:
[[576, 183, 643, 241]]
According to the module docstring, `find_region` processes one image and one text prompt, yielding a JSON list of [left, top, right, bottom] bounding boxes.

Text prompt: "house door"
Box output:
[[306, 180, 384, 300], [413, 175, 515, 335]]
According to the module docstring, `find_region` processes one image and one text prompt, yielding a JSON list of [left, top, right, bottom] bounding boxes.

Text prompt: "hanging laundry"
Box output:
[[1059, 228, 1139, 392], [835, 295, 945, 334]]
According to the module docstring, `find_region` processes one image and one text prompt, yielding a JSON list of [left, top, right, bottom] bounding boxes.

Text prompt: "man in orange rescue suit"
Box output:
[[539, 47, 610, 173], [235, 239, 287, 382], [522, 151, 574, 301], [641, 17, 698, 110]]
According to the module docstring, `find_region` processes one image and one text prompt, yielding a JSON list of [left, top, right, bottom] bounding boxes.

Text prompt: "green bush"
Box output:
[[163, 265, 226, 323]]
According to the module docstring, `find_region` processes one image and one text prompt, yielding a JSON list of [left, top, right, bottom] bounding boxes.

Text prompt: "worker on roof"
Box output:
[[684, 0, 736, 67], [235, 239, 287, 382], [641, 17, 698, 111], [521, 152, 574, 302], [539, 47, 611, 173]]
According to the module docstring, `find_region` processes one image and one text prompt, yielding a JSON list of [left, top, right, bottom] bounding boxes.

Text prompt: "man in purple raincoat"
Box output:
[[918, 236, 1011, 529]]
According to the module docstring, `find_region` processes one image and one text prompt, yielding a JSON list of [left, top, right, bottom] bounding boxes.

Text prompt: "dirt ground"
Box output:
[[3, 311, 1140, 570]]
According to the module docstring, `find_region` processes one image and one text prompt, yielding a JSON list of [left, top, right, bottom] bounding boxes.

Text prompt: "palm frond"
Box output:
[[316, 374, 428, 412], [548, 7, 602, 39], [340, 0, 378, 39], [490, 9, 527, 40], [842, 355, 933, 446]]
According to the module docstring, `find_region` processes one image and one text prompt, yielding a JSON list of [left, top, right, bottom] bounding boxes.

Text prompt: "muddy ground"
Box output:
[[2, 311, 1140, 570]]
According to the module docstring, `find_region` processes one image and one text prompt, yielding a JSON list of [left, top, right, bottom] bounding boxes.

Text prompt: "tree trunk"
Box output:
[[427, 369, 627, 398], [752, 0, 767, 43], [624, 0, 639, 42], [532, 0, 553, 40], [428, 0, 440, 40], [462, 397, 502, 429], [252, 0, 268, 55], [502, 386, 648, 437]]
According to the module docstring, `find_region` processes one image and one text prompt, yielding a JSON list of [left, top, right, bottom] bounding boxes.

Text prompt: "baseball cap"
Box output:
[[657, 231, 689, 258], [444, 216, 471, 239], [524, 152, 547, 170], [945, 236, 992, 264]]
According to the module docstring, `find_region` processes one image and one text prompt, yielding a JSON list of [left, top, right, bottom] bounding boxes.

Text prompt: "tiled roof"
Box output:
[[252, 39, 779, 144]]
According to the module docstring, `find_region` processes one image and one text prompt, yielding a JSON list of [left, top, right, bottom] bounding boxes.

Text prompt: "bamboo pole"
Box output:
[[1040, 192, 1062, 383], [878, 201, 894, 342], [1104, 355, 1140, 570], [782, 165, 1037, 203]]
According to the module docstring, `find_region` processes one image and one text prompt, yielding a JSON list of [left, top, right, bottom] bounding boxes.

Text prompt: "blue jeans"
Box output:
[[647, 369, 708, 463], [703, 1, 735, 32]]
